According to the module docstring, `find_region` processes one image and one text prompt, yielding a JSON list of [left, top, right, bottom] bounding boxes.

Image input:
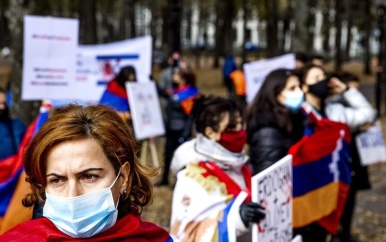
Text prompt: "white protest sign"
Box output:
[[244, 54, 295, 103], [76, 36, 152, 102], [126, 82, 165, 140], [355, 120, 386, 166], [22, 15, 79, 100], [252, 155, 293, 242]]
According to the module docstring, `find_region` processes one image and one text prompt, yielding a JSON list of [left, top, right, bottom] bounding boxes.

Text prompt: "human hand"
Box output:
[[239, 202, 266, 227], [328, 77, 348, 95]]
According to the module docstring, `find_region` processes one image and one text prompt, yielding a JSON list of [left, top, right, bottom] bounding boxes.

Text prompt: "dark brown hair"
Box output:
[[23, 104, 156, 217]]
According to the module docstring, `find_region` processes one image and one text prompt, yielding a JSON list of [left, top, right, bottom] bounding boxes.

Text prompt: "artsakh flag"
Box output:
[[99, 80, 129, 112], [0, 104, 51, 234], [173, 85, 199, 115], [289, 103, 351, 235]]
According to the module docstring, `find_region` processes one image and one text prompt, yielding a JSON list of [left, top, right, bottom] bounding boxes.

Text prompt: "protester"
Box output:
[[0, 87, 26, 160], [294, 64, 377, 241], [222, 54, 237, 95], [156, 68, 199, 186], [170, 96, 265, 241], [229, 63, 247, 107], [330, 72, 373, 242], [302, 64, 376, 131], [246, 69, 305, 175], [99, 65, 136, 121], [0, 104, 172, 241], [310, 54, 324, 66]]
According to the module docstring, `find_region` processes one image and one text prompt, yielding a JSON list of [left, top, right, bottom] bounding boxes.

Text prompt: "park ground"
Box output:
[[142, 60, 386, 242]]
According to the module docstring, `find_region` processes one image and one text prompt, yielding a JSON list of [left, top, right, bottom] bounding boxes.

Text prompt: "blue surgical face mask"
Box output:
[[283, 91, 304, 110], [43, 170, 122, 238]]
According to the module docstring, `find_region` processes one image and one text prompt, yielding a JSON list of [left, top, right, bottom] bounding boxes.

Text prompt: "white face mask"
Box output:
[[43, 170, 121, 238]]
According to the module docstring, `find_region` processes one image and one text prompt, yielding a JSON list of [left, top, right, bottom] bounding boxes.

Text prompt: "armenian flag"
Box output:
[[99, 80, 129, 112], [289, 104, 351, 234], [0, 104, 51, 234]]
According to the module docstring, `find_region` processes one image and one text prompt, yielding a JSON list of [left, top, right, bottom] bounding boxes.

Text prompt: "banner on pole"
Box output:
[[22, 15, 79, 100], [251, 155, 293, 242], [126, 82, 165, 140], [244, 54, 295, 103]]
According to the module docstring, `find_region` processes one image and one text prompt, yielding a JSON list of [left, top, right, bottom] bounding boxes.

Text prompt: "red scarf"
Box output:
[[0, 213, 171, 241]]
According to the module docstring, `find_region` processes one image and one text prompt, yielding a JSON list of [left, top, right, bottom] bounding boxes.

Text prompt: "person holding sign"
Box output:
[[0, 104, 172, 241], [247, 69, 305, 175], [170, 96, 265, 241]]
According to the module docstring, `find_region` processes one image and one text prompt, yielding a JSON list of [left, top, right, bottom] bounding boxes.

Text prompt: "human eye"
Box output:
[[48, 177, 65, 185], [81, 173, 99, 183]]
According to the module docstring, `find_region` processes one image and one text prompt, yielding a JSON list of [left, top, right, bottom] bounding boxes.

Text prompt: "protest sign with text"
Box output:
[[252, 155, 293, 242], [126, 82, 165, 140], [244, 54, 295, 103], [76, 36, 152, 102], [355, 120, 386, 166], [22, 15, 79, 100]]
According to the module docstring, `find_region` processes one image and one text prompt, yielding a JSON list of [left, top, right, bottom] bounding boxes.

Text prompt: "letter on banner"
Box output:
[[251, 155, 293, 242], [126, 82, 165, 140], [243, 54, 295, 103], [355, 120, 386, 166], [22, 15, 79, 100]]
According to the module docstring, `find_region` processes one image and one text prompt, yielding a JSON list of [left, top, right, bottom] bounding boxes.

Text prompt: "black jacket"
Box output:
[[248, 126, 297, 175]]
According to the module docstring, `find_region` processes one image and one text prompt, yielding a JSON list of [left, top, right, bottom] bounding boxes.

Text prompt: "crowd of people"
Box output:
[[0, 51, 378, 242]]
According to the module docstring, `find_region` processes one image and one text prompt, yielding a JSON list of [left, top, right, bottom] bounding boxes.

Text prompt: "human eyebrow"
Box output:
[[46, 173, 65, 178], [75, 168, 104, 176]]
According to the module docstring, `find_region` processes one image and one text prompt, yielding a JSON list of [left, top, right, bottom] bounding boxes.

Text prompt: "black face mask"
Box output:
[[0, 107, 9, 121], [308, 79, 329, 99]]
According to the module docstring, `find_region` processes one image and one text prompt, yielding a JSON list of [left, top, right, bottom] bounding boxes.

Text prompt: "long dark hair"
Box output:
[[247, 69, 299, 136]]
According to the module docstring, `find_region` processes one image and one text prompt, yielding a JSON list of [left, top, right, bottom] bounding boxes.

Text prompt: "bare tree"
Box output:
[[7, 0, 40, 124], [79, 0, 97, 44]]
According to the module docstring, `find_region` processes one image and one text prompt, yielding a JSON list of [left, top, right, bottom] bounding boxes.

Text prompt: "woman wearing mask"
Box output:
[[169, 96, 265, 241], [156, 68, 199, 186], [302, 64, 376, 130], [247, 69, 305, 175], [294, 65, 377, 242], [0, 104, 172, 241]]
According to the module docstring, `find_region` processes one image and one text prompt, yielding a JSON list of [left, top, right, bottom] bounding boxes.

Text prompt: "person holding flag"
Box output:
[[290, 64, 377, 241], [156, 68, 199, 186]]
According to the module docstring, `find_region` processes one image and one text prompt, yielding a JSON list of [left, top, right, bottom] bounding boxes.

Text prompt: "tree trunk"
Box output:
[[119, 0, 129, 40], [7, 0, 40, 124], [292, 0, 309, 52], [265, 0, 279, 57], [241, 0, 247, 63], [169, 0, 182, 55], [364, 0, 372, 74], [129, 0, 136, 38], [0, 0, 9, 48], [223, 0, 234, 55], [335, 0, 343, 72], [344, 0, 353, 61], [306, 0, 316, 52], [322, 4, 331, 55], [80, 0, 97, 44], [161, 5, 169, 54], [213, 0, 223, 68]]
